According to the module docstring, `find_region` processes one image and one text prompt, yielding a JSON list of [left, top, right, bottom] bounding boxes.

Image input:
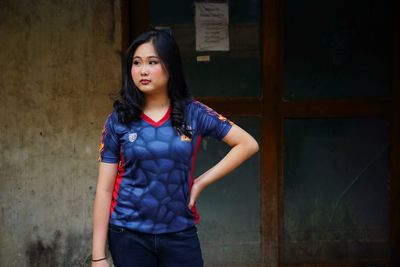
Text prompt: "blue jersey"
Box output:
[[98, 100, 233, 234]]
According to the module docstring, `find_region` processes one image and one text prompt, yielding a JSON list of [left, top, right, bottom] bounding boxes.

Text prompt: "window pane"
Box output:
[[149, 0, 261, 97], [283, 118, 390, 261], [284, 0, 393, 99], [195, 116, 261, 265]]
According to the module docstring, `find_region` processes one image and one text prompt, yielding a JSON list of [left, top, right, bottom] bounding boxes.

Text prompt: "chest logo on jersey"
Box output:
[[128, 133, 138, 142]]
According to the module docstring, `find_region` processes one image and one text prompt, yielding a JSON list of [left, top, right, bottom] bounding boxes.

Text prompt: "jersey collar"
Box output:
[[141, 106, 172, 127]]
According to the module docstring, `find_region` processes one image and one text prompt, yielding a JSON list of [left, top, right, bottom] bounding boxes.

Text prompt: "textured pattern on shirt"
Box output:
[[98, 100, 233, 234]]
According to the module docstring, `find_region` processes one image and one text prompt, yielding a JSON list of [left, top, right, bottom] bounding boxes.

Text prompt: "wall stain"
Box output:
[[26, 229, 95, 267], [26, 230, 61, 267]]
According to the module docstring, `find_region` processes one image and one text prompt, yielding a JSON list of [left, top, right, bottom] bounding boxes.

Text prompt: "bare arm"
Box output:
[[189, 124, 259, 208], [91, 162, 118, 266]]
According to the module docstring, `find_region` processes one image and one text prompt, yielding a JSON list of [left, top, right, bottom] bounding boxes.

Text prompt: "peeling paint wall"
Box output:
[[0, 0, 121, 266]]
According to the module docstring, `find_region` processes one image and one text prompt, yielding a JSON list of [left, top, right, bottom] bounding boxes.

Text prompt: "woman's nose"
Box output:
[[140, 64, 149, 75]]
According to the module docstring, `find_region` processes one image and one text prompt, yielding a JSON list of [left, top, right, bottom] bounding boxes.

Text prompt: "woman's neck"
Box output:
[[143, 94, 170, 112]]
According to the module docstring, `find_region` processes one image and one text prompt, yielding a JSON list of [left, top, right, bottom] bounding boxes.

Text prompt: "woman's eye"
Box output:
[[149, 61, 158, 65], [132, 60, 140, 66]]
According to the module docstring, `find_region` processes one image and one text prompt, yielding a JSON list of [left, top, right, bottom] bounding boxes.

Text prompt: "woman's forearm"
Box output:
[[92, 162, 118, 259], [188, 125, 258, 208], [92, 189, 113, 259], [198, 139, 259, 187]]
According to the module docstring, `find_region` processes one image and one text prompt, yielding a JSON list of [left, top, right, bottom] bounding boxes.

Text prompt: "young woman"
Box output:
[[91, 29, 259, 267]]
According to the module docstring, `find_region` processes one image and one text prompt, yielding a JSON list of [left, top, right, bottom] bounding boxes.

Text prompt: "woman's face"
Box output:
[[131, 42, 169, 96]]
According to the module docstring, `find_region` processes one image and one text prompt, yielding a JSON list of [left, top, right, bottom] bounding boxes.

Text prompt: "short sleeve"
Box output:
[[195, 101, 234, 140], [98, 113, 120, 163]]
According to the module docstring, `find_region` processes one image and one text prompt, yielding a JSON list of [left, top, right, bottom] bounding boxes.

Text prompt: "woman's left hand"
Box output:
[[188, 178, 206, 209]]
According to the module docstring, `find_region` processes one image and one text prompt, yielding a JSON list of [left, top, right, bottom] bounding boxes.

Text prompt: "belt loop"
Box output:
[[154, 234, 158, 252]]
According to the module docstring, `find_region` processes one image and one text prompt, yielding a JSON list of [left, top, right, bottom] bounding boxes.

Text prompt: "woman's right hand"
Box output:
[[91, 259, 110, 267]]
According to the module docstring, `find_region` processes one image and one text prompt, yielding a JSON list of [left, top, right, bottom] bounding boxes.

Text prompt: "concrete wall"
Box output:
[[0, 0, 121, 266]]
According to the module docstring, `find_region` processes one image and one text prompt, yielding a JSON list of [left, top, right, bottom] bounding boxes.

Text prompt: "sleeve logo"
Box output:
[[180, 135, 192, 142]]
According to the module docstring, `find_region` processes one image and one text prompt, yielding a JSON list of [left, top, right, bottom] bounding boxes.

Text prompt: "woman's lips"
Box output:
[[140, 79, 151, 85]]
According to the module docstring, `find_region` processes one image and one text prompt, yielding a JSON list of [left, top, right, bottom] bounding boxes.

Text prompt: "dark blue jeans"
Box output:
[[108, 224, 204, 267]]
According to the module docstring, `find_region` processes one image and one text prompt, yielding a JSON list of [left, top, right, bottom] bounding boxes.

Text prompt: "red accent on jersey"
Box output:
[[98, 124, 107, 161], [110, 153, 125, 217], [190, 135, 202, 224], [141, 106, 172, 127]]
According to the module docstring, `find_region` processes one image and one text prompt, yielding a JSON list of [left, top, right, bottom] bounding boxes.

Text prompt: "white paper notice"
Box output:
[[195, 2, 229, 51]]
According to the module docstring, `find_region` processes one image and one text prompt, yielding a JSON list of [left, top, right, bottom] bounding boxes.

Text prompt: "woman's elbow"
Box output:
[[246, 137, 259, 155], [252, 139, 260, 154]]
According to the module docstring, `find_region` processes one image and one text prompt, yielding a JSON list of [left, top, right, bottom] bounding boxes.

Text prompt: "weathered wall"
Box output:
[[0, 0, 121, 266]]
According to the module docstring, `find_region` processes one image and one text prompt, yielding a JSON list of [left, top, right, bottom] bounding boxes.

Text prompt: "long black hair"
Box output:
[[114, 29, 192, 138]]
